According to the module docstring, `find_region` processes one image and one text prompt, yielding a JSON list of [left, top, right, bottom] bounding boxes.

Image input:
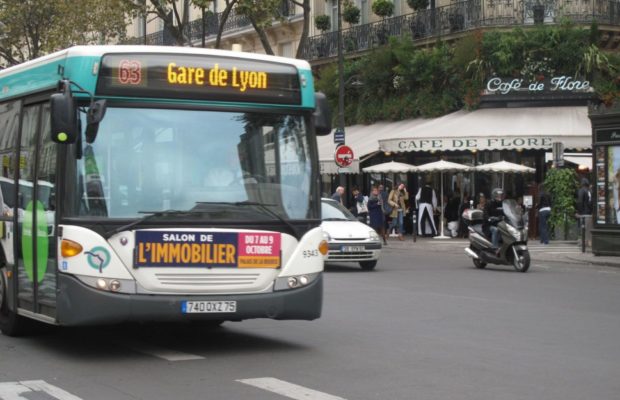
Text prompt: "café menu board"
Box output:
[[96, 53, 302, 105], [596, 146, 606, 224]]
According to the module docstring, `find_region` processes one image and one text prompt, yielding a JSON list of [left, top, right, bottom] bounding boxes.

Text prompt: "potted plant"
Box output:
[[372, 0, 393, 44], [407, 0, 429, 38], [343, 1, 361, 25], [533, 3, 545, 24], [314, 14, 331, 32], [407, 0, 429, 11], [314, 15, 331, 57], [372, 0, 394, 19], [449, 11, 465, 32]]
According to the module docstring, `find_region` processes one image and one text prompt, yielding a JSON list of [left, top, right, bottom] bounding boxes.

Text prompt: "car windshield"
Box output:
[[321, 199, 356, 221], [66, 107, 317, 221]]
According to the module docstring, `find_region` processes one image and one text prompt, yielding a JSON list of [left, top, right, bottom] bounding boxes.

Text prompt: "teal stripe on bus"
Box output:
[[299, 69, 315, 109]]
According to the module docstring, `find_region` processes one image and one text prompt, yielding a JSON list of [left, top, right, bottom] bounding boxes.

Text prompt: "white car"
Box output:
[[321, 198, 382, 270]]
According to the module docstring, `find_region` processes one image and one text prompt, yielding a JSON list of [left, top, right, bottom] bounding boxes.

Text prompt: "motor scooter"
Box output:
[[463, 199, 531, 272]]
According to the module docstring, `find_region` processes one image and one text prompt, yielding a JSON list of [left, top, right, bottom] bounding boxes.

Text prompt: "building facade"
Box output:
[[124, 1, 620, 62]]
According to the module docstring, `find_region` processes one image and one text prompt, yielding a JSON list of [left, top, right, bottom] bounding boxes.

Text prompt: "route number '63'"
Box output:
[[118, 60, 142, 85]]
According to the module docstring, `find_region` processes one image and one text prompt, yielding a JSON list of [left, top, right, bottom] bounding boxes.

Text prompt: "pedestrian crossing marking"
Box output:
[[127, 342, 205, 361], [0, 380, 83, 400], [238, 377, 347, 400]]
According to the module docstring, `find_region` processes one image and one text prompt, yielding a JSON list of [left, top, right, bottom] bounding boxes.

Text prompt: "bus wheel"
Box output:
[[0, 267, 28, 337]]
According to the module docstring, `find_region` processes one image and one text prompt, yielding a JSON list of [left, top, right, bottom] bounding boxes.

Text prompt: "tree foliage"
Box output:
[[0, 0, 134, 66], [236, 0, 286, 55], [136, 0, 311, 58], [134, 0, 215, 46]]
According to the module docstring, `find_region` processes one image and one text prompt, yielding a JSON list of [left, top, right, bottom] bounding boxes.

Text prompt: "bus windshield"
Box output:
[[67, 107, 317, 221]]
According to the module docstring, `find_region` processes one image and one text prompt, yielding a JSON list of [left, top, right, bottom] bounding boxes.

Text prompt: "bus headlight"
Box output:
[[275, 273, 320, 291], [76, 275, 136, 294]]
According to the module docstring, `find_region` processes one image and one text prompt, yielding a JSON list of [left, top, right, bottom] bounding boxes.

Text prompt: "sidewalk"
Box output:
[[382, 236, 620, 268]]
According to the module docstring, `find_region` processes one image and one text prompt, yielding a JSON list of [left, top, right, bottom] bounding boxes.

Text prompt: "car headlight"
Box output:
[[368, 230, 379, 241], [323, 231, 332, 241]]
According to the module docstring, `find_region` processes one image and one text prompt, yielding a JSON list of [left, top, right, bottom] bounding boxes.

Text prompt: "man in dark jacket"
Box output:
[[576, 178, 592, 216], [485, 188, 504, 248]]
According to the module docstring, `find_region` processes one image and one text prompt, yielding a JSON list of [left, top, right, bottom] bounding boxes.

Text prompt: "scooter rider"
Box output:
[[486, 188, 505, 249]]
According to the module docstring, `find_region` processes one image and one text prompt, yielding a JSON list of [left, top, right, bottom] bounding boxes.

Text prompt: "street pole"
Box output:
[[337, 0, 346, 189], [201, 7, 206, 48], [143, 0, 147, 45]]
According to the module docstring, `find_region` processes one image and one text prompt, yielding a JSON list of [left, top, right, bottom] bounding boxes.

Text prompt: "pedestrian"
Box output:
[[537, 183, 552, 245], [353, 187, 369, 223], [378, 184, 391, 232], [445, 191, 461, 238], [457, 192, 471, 238], [415, 178, 437, 237], [388, 183, 409, 240], [476, 193, 487, 211], [331, 186, 345, 205], [576, 178, 592, 216], [368, 186, 387, 244]]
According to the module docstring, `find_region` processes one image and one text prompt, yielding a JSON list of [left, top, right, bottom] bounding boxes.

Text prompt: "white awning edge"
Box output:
[[379, 107, 593, 153]]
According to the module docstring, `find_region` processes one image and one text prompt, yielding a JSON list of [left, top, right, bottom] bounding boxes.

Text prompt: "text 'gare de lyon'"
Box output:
[[166, 62, 268, 91]]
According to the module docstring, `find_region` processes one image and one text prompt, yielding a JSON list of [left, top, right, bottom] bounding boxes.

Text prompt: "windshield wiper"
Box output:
[[196, 201, 300, 239], [103, 210, 195, 239], [322, 217, 350, 221]]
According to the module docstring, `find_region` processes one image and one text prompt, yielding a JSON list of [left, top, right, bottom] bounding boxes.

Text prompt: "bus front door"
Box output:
[[17, 103, 57, 320]]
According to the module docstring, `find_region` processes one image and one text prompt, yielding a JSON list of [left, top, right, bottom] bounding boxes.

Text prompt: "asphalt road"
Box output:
[[1, 246, 620, 400]]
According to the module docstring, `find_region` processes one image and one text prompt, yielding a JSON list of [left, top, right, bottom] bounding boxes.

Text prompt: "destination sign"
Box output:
[[97, 54, 301, 105], [134, 230, 281, 269]]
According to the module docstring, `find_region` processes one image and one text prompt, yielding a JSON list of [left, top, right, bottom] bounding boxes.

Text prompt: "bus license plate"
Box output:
[[342, 246, 364, 252], [182, 301, 237, 314]]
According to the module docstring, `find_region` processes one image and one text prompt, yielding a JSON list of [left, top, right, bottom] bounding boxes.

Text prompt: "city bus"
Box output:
[[0, 46, 331, 336]]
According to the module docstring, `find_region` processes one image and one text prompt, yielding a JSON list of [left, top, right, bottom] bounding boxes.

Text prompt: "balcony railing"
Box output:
[[124, 0, 297, 46], [299, 0, 620, 61]]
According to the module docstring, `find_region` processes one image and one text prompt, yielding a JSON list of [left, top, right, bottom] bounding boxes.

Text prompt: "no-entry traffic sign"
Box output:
[[334, 145, 354, 168]]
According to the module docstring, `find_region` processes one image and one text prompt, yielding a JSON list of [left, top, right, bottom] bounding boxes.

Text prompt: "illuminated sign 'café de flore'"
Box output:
[[318, 75, 594, 204]]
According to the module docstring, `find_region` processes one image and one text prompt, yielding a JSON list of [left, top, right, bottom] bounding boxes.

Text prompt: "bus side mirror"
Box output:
[[50, 90, 77, 144], [314, 92, 332, 136], [85, 100, 107, 144]]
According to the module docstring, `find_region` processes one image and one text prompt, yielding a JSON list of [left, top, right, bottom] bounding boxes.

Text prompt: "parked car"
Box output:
[[321, 198, 382, 270]]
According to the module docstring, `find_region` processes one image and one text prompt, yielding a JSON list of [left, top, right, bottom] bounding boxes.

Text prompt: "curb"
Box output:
[[564, 255, 620, 268], [383, 239, 620, 268]]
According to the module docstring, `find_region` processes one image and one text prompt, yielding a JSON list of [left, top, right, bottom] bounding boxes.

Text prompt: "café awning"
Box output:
[[379, 106, 592, 153]]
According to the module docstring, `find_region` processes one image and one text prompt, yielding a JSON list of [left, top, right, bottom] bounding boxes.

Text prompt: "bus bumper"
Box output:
[[56, 273, 323, 326]]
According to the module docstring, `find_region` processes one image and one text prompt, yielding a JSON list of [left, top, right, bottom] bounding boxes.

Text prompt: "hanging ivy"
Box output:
[[315, 23, 620, 125], [543, 168, 579, 238]]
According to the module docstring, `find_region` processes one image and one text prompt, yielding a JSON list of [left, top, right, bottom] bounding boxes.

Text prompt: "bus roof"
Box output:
[[0, 46, 314, 107], [0, 45, 312, 78]]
